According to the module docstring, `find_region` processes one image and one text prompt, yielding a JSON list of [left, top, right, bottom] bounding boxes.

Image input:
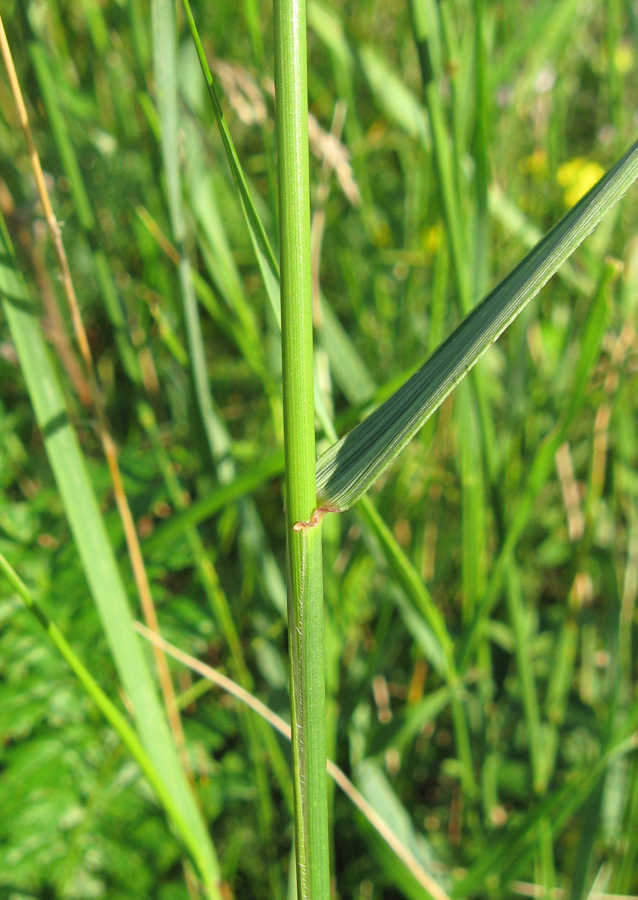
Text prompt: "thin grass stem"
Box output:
[[273, 0, 330, 894], [135, 624, 452, 900]]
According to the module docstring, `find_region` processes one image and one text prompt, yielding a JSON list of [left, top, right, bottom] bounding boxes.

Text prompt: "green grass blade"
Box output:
[[472, 0, 490, 296], [181, 0, 281, 324], [489, 183, 595, 296], [0, 212, 222, 899], [151, 0, 183, 241], [458, 382, 485, 624], [355, 496, 476, 796], [318, 297, 377, 405], [355, 760, 448, 900], [28, 43, 95, 231], [29, 43, 141, 384], [152, 0, 231, 470], [504, 564, 544, 793], [410, 0, 502, 498], [357, 499, 452, 663], [0, 553, 214, 887], [409, 0, 470, 309], [137, 624, 451, 900], [359, 45, 430, 148], [139, 400, 289, 897], [152, 0, 288, 620], [453, 724, 638, 896], [315, 139, 638, 513]]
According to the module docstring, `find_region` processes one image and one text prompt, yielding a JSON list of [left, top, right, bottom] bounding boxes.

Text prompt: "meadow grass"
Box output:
[[1, 1, 638, 899]]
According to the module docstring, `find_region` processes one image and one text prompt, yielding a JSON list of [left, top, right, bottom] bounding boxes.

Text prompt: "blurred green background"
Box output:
[[1, 0, 638, 898]]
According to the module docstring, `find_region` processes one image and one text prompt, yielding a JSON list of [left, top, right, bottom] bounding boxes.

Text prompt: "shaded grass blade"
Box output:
[[457, 260, 617, 671], [181, 0, 281, 323], [29, 42, 141, 384], [142, 450, 285, 554], [453, 729, 638, 896], [315, 139, 638, 512], [152, 0, 230, 469]]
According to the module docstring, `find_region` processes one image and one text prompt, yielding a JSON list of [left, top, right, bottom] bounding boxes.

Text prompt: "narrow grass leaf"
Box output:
[[355, 760, 449, 900], [181, 0, 282, 323], [318, 298, 377, 405], [359, 45, 430, 148], [489, 183, 595, 295], [453, 725, 638, 896], [153, 0, 232, 473], [177, 3, 475, 756], [29, 44, 140, 383], [0, 213, 222, 899], [0, 553, 214, 887], [315, 139, 638, 513], [307, 1, 354, 73]]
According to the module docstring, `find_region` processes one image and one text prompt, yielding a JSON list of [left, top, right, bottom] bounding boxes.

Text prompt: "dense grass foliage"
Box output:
[[1, 1, 638, 898]]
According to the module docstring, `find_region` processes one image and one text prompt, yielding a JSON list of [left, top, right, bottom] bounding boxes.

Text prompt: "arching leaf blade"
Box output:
[[316, 139, 638, 512]]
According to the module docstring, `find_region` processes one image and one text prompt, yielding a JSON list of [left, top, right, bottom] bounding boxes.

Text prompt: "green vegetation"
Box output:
[[1, 1, 638, 899]]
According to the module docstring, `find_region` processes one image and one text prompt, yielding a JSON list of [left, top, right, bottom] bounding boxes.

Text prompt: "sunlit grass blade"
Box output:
[[355, 760, 449, 900], [315, 139, 638, 513], [410, 0, 503, 513], [318, 297, 377, 405], [0, 553, 215, 889], [139, 396, 288, 896], [359, 45, 430, 148], [0, 212, 222, 900], [152, 2, 288, 628]]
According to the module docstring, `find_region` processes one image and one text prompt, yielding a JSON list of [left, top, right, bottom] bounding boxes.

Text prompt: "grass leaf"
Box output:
[[315, 139, 638, 512], [0, 552, 213, 887], [0, 212, 222, 900]]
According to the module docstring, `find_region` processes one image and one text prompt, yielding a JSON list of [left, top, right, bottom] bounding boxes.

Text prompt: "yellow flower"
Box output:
[[557, 157, 605, 208]]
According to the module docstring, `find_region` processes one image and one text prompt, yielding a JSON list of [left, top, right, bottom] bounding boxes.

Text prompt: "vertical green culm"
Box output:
[[273, 0, 331, 898]]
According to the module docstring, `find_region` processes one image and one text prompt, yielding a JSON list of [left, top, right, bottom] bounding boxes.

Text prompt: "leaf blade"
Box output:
[[0, 213, 222, 899], [316, 139, 638, 511]]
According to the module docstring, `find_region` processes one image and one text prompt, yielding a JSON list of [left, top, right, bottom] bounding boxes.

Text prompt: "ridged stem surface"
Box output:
[[273, 0, 330, 896]]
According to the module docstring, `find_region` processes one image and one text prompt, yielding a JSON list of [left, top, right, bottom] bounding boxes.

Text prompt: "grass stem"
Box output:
[[273, 0, 330, 895]]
